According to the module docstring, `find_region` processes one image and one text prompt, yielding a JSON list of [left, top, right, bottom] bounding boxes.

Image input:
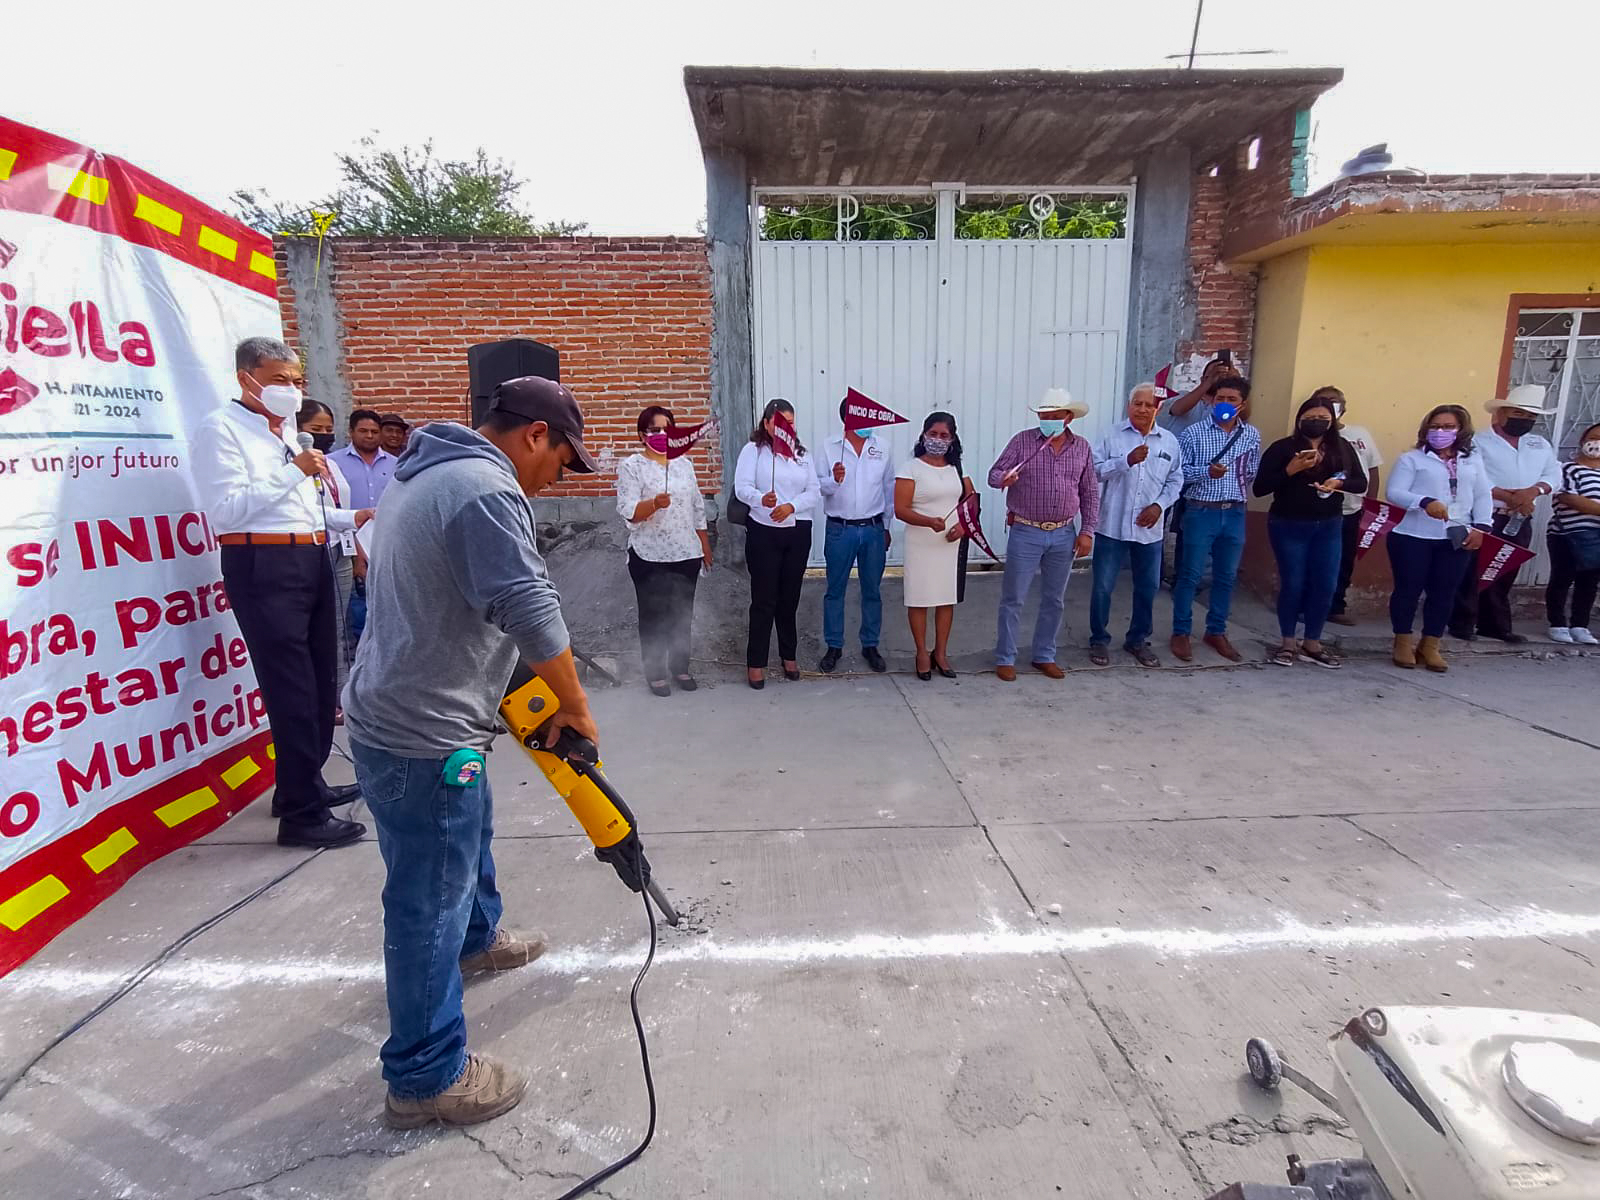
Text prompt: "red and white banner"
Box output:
[[841, 387, 907, 433], [771, 410, 799, 460], [0, 116, 279, 975], [644, 417, 718, 460], [1354, 497, 1404, 559], [1475, 532, 1535, 591], [954, 492, 998, 560]]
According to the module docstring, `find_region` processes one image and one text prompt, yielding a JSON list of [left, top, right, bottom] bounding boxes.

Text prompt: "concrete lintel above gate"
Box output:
[[683, 65, 1343, 188]]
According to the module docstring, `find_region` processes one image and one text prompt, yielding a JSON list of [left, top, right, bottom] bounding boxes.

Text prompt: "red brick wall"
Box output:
[[1181, 107, 1307, 369], [277, 237, 714, 499], [1181, 172, 1258, 365]]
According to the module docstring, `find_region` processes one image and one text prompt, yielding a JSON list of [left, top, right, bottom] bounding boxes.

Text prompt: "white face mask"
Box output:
[[250, 382, 302, 419], [1584, 440, 1600, 459]]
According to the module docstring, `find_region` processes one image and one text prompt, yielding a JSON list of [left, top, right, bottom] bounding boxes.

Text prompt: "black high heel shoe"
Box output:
[[782, 661, 801, 681], [915, 651, 933, 682], [932, 656, 957, 680]]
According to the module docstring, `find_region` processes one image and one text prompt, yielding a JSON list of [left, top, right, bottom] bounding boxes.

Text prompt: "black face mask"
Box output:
[[1299, 419, 1331, 438], [1502, 416, 1537, 437], [310, 432, 336, 452]]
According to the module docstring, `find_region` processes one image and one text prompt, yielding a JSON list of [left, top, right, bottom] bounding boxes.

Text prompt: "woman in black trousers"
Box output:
[[734, 399, 822, 688], [616, 406, 713, 695]]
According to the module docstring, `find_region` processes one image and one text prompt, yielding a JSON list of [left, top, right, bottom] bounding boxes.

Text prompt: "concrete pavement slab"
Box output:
[[1, 826, 1200, 1199], [986, 813, 1600, 1192], [900, 658, 1599, 823], [1385, 652, 1600, 748]]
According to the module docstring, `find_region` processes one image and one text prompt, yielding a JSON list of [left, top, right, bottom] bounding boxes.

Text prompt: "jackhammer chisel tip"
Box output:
[[646, 878, 681, 927]]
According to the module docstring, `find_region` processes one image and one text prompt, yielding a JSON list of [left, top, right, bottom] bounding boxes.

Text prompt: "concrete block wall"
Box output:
[[274, 237, 716, 500]]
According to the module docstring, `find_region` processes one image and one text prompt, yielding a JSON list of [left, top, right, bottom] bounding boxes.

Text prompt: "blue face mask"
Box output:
[[1038, 418, 1066, 437], [1212, 403, 1239, 425]]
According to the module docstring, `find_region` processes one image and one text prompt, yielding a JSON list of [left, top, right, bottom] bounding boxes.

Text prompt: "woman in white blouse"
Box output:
[[1384, 403, 1493, 673], [616, 406, 713, 697], [734, 399, 823, 689]]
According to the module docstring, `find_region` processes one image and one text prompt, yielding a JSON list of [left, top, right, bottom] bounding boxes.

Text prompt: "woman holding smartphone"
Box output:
[[1253, 394, 1366, 667], [1384, 404, 1493, 672]]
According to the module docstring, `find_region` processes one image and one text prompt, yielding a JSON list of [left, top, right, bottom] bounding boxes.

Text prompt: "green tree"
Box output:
[[231, 139, 586, 237]]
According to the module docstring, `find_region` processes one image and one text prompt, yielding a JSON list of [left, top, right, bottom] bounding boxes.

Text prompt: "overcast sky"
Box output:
[[10, 0, 1596, 236]]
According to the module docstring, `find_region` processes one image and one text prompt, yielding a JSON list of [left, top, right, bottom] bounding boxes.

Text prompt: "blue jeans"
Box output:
[[351, 739, 503, 1100], [822, 518, 887, 650], [1267, 515, 1343, 642], [1090, 535, 1162, 649], [1171, 506, 1246, 637], [996, 523, 1077, 666]]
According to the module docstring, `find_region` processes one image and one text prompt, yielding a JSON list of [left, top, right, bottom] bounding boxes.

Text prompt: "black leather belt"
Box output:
[[827, 515, 884, 527], [1187, 500, 1244, 510]]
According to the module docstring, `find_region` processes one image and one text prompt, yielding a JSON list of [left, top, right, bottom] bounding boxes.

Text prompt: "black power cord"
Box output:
[[0, 849, 325, 1105], [553, 877, 660, 1200]]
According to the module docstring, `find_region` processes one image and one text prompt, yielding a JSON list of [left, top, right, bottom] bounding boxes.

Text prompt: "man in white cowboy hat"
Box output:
[[986, 388, 1101, 681], [1448, 383, 1563, 644]]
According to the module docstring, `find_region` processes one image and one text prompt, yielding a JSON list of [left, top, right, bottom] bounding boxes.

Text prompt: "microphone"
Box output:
[[297, 432, 325, 492]]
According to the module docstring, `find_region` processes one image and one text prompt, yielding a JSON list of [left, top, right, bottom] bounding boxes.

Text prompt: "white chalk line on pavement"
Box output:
[[9, 904, 1600, 999]]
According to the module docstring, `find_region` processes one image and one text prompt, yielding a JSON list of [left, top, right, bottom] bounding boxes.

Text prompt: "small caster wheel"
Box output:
[[1246, 1037, 1282, 1090]]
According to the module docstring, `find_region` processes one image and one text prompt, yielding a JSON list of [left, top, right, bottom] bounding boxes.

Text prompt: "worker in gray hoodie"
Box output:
[[343, 376, 599, 1130]]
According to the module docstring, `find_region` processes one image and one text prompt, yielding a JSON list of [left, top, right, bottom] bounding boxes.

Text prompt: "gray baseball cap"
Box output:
[[489, 376, 597, 473]]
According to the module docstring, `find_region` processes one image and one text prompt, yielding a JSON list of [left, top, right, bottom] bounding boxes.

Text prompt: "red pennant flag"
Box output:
[[1475, 531, 1536, 591], [1152, 363, 1175, 401], [645, 417, 719, 460], [1354, 497, 1403, 560], [841, 387, 908, 433], [955, 492, 998, 561], [771, 410, 799, 460]]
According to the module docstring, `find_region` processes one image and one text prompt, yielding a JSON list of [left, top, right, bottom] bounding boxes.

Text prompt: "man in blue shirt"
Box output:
[[329, 407, 397, 508], [1171, 376, 1261, 664]]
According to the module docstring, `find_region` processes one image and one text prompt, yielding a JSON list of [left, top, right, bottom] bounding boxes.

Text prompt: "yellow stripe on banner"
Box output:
[[248, 250, 276, 279], [155, 787, 219, 828], [0, 876, 69, 931], [266, 742, 276, 761], [197, 225, 238, 261], [134, 193, 183, 236], [44, 162, 110, 205], [0, 148, 17, 181], [82, 827, 139, 875], [222, 757, 260, 790]]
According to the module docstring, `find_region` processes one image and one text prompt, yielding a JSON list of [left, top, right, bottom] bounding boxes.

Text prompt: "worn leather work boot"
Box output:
[[384, 1054, 528, 1129], [461, 928, 547, 975], [1392, 634, 1417, 669]]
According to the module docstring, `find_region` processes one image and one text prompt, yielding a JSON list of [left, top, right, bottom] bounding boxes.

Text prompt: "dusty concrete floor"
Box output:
[[2, 651, 1598, 1200]]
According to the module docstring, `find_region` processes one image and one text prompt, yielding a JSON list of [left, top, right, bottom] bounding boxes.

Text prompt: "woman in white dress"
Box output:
[[895, 412, 975, 680], [616, 405, 713, 697]]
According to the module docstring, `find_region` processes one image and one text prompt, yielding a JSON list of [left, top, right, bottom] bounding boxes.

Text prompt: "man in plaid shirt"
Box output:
[[1171, 376, 1260, 663]]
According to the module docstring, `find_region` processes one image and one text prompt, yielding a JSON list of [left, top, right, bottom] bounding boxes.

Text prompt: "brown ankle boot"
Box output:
[[1392, 634, 1416, 669], [1417, 635, 1448, 673]]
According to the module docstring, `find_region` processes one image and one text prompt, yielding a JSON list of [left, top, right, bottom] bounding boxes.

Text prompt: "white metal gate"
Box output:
[[1506, 306, 1600, 586], [751, 185, 1133, 563]]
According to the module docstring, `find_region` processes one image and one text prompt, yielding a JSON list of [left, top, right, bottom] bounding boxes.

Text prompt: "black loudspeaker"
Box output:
[[468, 338, 560, 426]]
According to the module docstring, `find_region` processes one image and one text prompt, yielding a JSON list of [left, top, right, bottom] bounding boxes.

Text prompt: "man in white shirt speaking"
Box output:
[[1450, 384, 1563, 644], [816, 397, 896, 673], [191, 338, 373, 849], [1089, 382, 1185, 666]]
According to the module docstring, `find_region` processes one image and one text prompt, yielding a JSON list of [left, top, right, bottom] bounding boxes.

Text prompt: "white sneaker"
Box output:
[[1549, 627, 1575, 643], [1572, 628, 1599, 645]]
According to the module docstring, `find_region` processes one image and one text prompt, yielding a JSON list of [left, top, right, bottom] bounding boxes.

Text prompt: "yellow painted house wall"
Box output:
[[1249, 242, 1600, 472]]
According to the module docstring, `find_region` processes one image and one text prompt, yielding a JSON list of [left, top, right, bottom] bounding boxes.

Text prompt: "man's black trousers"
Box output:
[[220, 542, 338, 825]]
